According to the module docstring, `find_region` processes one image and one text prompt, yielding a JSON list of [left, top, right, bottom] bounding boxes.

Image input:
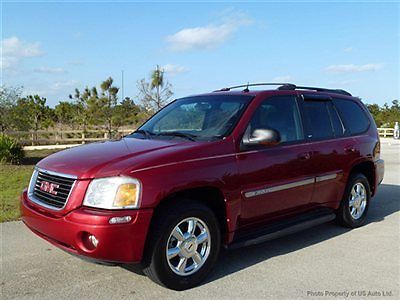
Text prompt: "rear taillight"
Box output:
[[373, 140, 381, 160]]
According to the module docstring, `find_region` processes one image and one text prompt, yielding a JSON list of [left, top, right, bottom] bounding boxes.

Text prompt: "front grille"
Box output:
[[33, 170, 76, 209]]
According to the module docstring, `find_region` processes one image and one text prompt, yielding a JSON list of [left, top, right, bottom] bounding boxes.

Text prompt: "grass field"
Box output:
[[0, 150, 58, 222]]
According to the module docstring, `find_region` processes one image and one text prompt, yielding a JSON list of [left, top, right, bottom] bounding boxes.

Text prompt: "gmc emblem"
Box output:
[[39, 181, 59, 195]]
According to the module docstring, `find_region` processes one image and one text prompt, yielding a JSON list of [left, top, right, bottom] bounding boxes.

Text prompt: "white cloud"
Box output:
[[272, 75, 293, 82], [325, 63, 383, 73], [34, 67, 66, 74], [24, 80, 78, 97], [166, 11, 252, 52], [0, 56, 18, 70], [344, 46, 354, 52], [51, 80, 78, 91], [1, 36, 44, 70], [162, 64, 188, 75], [2, 36, 44, 57]]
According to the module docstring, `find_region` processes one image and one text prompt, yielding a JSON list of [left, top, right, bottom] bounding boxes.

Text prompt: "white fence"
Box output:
[[377, 128, 394, 137]]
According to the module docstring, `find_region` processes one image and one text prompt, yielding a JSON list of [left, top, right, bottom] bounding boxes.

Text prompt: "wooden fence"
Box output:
[[4, 127, 397, 146], [6, 129, 135, 146]]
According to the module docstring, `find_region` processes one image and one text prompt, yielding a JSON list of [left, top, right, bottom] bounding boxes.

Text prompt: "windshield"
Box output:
[[128, 95, 253, 141]]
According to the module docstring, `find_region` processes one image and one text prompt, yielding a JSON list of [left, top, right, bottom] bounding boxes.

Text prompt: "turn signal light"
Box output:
[[113, 183, 138, 207], [109, 216, 132, 224]]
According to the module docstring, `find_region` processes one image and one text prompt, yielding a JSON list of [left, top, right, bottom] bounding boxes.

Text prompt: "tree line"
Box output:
[[365, 101, 400, 128], [1, 69, 399, 138], [0, 66, 173, 138]]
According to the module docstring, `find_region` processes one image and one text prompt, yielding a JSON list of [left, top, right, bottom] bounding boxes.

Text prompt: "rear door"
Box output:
[[300, 94, 358, 208], [237, 95, 315, 225]]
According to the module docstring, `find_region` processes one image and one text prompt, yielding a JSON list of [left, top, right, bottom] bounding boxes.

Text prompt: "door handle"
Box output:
[[298, 152, 311, 160], [344, 146, 356, 153]]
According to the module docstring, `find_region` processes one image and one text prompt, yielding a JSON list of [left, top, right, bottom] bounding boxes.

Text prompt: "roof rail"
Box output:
[[214, 83, 294, 92], [214, 83, 352, 96], [278, 84, 352, 96]]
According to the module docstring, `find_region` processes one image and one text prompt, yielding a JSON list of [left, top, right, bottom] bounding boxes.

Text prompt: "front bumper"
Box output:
[[21, 190, 153, 263]]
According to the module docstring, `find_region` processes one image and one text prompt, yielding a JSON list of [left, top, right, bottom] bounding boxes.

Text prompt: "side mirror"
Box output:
[[243, 128, 281, 146]]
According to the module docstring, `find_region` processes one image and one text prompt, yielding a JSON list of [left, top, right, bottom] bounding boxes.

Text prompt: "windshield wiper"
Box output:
[[133, 129, 154, 139], [157, 131, 197, 141]]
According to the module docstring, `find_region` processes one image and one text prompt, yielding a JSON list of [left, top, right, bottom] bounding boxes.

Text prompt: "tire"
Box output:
[[336, 173, 371, 228], [142, 200, 221, 290]]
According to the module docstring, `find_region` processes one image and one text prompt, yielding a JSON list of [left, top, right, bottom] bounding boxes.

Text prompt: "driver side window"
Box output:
[[247, 96, 304, 143]]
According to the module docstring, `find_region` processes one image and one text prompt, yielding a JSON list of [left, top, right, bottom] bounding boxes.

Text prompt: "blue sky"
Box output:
[[2, 1, 399, 107]]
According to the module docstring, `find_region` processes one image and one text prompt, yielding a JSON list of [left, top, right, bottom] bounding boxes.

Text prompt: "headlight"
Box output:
[[83, 177, 141, 209]]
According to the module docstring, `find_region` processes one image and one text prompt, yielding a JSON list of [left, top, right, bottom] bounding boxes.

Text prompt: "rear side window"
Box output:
[[303, 101, 334, 140], [327, 103, 345, 137], [333, 99, 370, 135]]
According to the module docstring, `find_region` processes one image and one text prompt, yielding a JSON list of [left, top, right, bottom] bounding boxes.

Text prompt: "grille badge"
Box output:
[[39, 181, 60, 195]]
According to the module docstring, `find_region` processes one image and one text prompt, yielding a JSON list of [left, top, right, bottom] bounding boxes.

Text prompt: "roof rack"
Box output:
[[214, 83, 352, 97], [278, 84, 352, 96], [214, 83, 293, 92]]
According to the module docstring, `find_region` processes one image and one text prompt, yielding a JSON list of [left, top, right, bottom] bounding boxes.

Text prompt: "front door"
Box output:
[[237, 95, 314, 225]]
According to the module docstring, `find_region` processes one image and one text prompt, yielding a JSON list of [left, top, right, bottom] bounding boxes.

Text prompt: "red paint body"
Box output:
[[21, 90, 384, 263]]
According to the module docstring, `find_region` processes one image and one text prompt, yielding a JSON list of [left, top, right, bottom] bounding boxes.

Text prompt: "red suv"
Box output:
[[21, 83, 384, 290]]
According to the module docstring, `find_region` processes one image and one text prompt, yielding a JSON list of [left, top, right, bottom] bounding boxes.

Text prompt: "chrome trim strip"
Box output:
[[315, 173, 338, 183], [244, 178, 315, 198], [27, 168, 77, 211]]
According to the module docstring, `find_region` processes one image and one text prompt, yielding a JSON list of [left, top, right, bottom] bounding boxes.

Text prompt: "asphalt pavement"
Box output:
[[1, 143, 399, 299]]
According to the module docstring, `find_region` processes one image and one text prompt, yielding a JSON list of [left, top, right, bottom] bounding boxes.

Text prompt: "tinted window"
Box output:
[[247, 96, 304, 142], [303, 101, 334, 140], [327, 103, 345, 137], [333, 99, 370, 135]]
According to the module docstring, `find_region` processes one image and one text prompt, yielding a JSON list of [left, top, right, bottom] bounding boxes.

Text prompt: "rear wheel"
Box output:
[[336, 173, 371, 228], [142, 200, 221, 290]]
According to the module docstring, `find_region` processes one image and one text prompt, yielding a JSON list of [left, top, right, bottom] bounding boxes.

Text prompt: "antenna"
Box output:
[[121, 70, 124, 100]]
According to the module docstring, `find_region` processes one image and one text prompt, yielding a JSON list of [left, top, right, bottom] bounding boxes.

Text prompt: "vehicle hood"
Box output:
[[37, 138, 205, 179]]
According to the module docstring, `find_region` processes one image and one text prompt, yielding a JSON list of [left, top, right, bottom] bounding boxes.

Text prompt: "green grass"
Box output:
[[0, 149, 59, 222]]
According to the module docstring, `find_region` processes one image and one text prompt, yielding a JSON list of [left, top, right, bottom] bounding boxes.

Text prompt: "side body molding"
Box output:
[[244, 172, 339, 199]]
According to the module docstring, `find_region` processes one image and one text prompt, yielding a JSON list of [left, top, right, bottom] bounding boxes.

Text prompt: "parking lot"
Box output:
[[1, 142, 399, 299]]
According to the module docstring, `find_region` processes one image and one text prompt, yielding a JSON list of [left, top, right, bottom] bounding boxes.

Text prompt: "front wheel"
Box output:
[[142, 200, 221, 290], [336, 173, 371, 228]]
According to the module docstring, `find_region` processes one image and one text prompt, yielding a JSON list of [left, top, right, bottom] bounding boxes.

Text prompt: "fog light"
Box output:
[[88, 235, 99, 248], [109, 216, 132, 224]]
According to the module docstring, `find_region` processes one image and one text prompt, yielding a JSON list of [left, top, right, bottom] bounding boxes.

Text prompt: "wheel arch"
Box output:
[[143, 186, 230, 254], [157, 186, 228, 233]]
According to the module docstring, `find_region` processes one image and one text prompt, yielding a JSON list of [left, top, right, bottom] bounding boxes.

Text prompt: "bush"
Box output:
[[0, 134, 24, 164]]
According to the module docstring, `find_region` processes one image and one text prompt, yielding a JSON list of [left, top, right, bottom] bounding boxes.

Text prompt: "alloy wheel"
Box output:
[[166, 217, 211, 276], [349, 182, 367, 220]]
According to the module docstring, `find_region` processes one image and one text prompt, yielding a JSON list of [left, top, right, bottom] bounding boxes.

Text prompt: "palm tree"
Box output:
[[100, 77, 119, 138], [151, 65, 165, 110], [137, 66, 173, 113]]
